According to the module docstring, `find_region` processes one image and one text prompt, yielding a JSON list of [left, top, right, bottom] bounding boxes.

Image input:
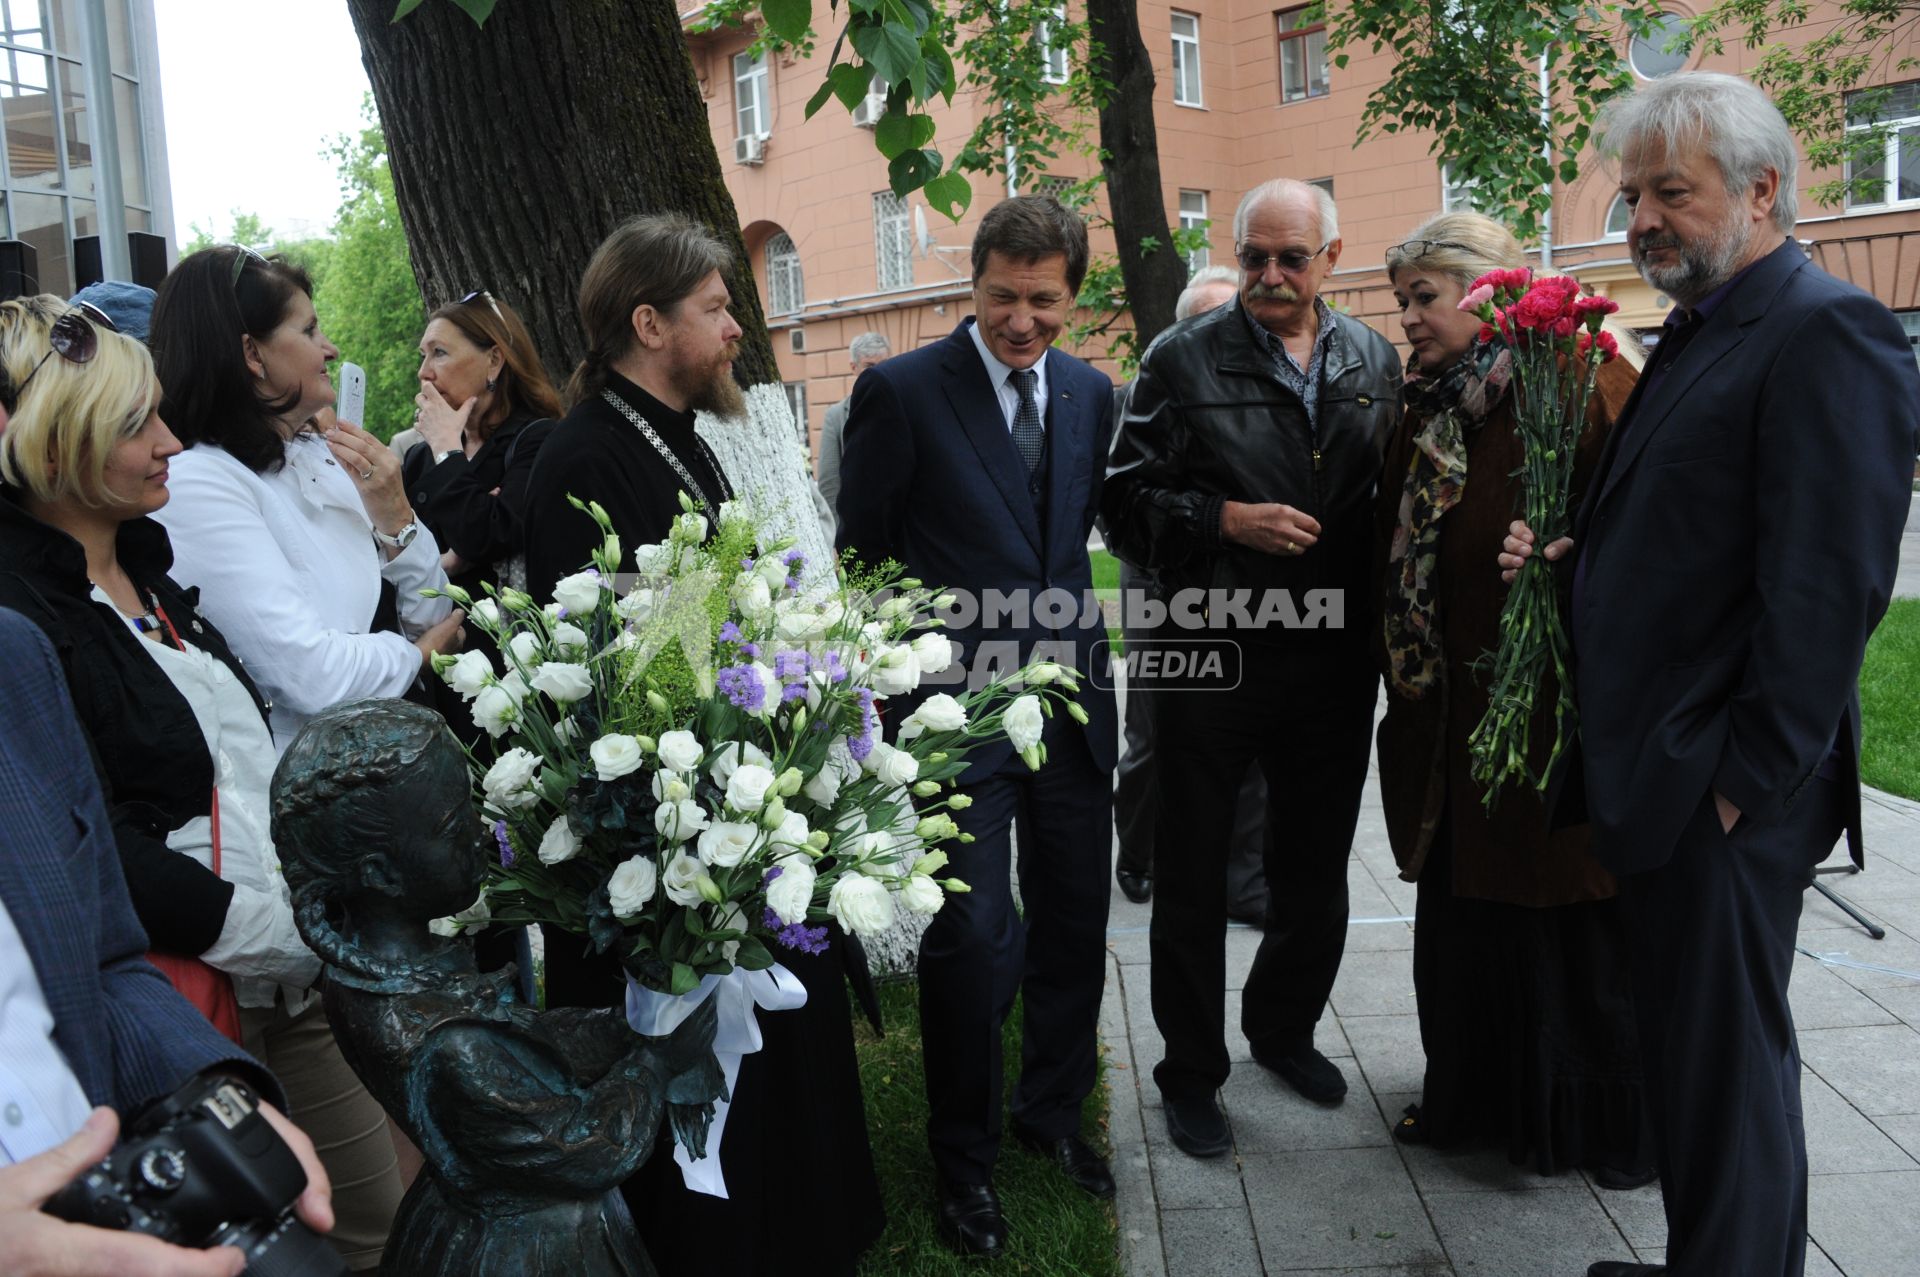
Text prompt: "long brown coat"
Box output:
[[1371, 356, 1638, 907]]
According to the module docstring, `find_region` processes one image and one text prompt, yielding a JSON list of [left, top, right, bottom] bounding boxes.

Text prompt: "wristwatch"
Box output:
[[373, 519, 420, 551]]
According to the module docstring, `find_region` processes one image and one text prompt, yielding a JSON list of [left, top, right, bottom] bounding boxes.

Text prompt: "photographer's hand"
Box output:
[[257, 1101, 335, 1235], [0, 1108, 245, 1276]]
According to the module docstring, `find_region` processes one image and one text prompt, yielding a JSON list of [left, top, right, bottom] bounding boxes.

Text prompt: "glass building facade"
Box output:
[[0, 0, 167, 296]]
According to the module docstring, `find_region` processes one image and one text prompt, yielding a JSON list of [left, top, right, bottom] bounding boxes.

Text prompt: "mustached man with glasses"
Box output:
[[1104, 178, 1401, 1158]]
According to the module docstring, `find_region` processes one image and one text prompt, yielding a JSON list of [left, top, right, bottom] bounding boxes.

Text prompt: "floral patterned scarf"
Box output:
[[1383, 338, 1513, 699]]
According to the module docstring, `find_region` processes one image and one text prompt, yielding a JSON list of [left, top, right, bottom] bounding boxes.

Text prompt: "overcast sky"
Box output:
[[153, 0, 372, 243]]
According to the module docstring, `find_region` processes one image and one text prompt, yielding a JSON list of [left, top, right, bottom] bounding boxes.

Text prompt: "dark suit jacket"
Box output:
[[1570, 241, 1920, 874], [835, 320, 1119, 777], [0, 608, 275, 1117]]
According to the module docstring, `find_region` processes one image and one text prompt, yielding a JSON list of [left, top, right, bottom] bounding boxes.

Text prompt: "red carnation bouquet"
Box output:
[[1458, 269, 1620, 805]]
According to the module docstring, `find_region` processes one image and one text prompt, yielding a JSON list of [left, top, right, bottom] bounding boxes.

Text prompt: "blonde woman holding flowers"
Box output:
[[1370, 212, 1651, 1184]]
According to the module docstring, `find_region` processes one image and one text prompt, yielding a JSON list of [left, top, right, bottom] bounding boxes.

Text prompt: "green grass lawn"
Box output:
[[1860, 596, 1920, 801], [1090, 547, 1121, 594], [855, 982, 1119, 1276]]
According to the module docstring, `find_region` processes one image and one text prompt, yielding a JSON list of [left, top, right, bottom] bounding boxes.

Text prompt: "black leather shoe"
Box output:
[[935, 1179, 1006, 1258], [1014, 1128, 1115, 1199], [1252, 1039, 1348, 1105], [1592, 1163, 1659, 1191], [1162, 1092, 1232, 1158], [1586, 1262, 1666, 1276], [1116, 867, 1152, 904]]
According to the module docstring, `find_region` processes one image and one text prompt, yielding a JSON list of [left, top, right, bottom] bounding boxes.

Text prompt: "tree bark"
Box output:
[[342, 0, 779, 391], [1086, 0, 1185, 350]]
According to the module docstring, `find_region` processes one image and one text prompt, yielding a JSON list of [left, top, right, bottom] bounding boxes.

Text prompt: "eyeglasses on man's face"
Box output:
[[1235, 241, 1331, 275]]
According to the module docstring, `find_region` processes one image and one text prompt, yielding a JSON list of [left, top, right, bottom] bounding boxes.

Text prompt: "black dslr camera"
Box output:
[[43, 1073, 347, 1276]]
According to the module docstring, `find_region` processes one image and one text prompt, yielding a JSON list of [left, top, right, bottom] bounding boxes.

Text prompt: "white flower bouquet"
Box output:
[[427, 493, 1078, 998]]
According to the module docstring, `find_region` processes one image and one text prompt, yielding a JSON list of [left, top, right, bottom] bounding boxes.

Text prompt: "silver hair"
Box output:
[[848, 332, 892, 364], [1232, 179, 1340, 245], [1594, 71, 1798, 232], [1175, 265, 1241, 321]]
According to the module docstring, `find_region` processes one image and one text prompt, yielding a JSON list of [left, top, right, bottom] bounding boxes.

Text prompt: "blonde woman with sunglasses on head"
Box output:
[[0, 294, 402, 1271]]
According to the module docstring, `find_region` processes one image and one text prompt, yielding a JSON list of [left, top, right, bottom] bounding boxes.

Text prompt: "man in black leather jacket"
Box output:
[[1103, 178, 1401, 1158]]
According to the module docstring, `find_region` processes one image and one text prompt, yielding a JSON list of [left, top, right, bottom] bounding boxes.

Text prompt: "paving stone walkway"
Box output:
[[1100, 716, 1920, 1276]]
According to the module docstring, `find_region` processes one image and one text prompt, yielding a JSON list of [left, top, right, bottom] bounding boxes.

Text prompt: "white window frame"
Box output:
[[1603, 191, 1631, 239], [734, 49, 770, 139], [1178, 189, 1210, 272], [873, 192, 913, 290], [1441, 164, 1482, 214], [1629, 11, 1692, 81], [1039, 5, 1070, 85], [765, 232, 804, 317], [783, 381, 809, 445], [1276, 6, 1329, 105], [1844, 83, 1920, 211], [1171, 12, 1203, 108]]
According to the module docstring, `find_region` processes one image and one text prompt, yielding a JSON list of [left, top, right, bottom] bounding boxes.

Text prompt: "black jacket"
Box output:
[[401, 411, 553, 600], [0, 493, 269, 955], [1103, 298, 1402, 639]]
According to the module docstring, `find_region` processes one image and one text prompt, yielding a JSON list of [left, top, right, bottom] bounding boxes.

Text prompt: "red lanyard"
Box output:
[[132, 591, 222, 872]]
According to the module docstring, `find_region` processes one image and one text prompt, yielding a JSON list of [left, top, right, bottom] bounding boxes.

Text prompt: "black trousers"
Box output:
[[1620, 777, 1844, 1277], [1149, 645, 1377, 1099], [919, 713, 1114, 1185]]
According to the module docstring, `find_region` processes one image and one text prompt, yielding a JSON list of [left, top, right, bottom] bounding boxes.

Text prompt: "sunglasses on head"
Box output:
[[1235, 241, 1331, 275], [227, 243, 271, 289], [2, 305, 117, 415], [1386, 239, 1474, 260], [460, 290, 506, 324]]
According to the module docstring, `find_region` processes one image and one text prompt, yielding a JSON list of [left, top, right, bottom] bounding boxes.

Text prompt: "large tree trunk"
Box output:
[[1086, 0, 1185, 350], [343, 0, 779, 392]]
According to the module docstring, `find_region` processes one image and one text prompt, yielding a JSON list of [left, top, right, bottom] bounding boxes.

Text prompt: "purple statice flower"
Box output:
[[493, 819, 515, 868], [773, 649, 810, 681], [717, 663, 767, 710], [782, 548, 806, 568], [785, 576, 801, 592], [718, 621, 742, 644], [781, 683, 810, 703], [763, 866, 783, 885], [737, 641, 760, 660], [822, 650, 850, 683], [847, 687, 879, 762], [741, 557, 756, 570], [763, 907, 831, 956]]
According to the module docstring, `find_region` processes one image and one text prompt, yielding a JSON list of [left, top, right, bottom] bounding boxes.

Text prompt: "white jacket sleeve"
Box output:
[[200, 883, 323, 991], [383, 519, 454, 636], [158, 451, 425, 716]]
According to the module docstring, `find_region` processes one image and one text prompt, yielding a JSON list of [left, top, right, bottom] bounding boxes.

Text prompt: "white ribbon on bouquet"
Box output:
[[624, 962, 809, 1198]]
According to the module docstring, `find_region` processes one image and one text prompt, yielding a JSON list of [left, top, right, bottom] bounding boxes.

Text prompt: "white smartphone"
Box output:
[[337, 362, 367, 429]]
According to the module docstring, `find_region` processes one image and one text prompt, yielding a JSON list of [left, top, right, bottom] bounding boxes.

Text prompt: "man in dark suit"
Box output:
[[0, 607, 331, 1277], [836, 195, 1119, 1259], [1500, 74, 1920, 1277]]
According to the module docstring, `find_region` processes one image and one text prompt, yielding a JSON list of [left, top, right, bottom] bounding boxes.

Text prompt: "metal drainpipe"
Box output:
[[1538, 50, 1554, 272], [79, 0, 130, 281]]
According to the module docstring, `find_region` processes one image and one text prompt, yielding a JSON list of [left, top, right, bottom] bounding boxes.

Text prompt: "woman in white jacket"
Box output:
[[150, 246, 465, 750]]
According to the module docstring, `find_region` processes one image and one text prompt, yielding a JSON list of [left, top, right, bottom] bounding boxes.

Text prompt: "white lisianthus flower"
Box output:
[[632, 541, 672, 574], [656, 730, 704, 774], [770, 810, 812, 852], [869, 645, 920, 698], [552, 716, 581, 744], [712, 902, 748, 963], [654, 798, 710, 843], [1025, 661, 1068, 686], [731, 573, 774, 620], [911, 632, 956, 675], [537, 815, 581, 865], [774, 606, 818, 642], [497, 672, 530, 704], [675, 511, 709, 542], [429, 892, 492, 937], [828, 873, 896, 937], [697, 820, 759, 868], [616, 588, 655, 623], [1003, 695, 1045, 752], [877, 595, 914, 621], [550, 621, 590, 659], [749, 661, 783, 718], [550, 571, 602, 618], [864, 741, 920, 787], [507, 631, 544, 670], [590, 734, 644, 781], [662, 852, 706, 906], [442, 650, 494, 699], [716, 500, 747, 528], [471, 683, 518, 737], [650, 771, 691, 804], [481, 748, 541, 810], [602, 532, 622, 565], [607, 855, 658, 918], [909, 693, 968, 733], [530, 661, 592, 704], [725, 763, 777, 813], [900, 874, 947, 916], [470, 598, 502, 628], [708, 740, 772, 790], [766, 855, 817, 925], [802, 763, 842, 808]]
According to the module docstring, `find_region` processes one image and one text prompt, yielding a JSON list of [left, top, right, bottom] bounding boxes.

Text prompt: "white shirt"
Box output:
[[0, 893, 93, 1167], [966, 321, 1051, 435], [99, 590, 321, 1010], [154, 436, 452, 752]]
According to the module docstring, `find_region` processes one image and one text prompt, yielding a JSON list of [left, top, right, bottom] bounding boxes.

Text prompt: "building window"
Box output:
[[1171, 12, 1203, 107], [1030, 174, 1076, 202], [765, 232, 803, 317], [1604, 192, 1631, 239], [1277, 7, 1328, 104], [1178, 189, 1210, 272], [1441, 164, 1482, 214], [1845, 81, 1920, 209], [734, 50, 770, 138], [1629, 12, 1691, 80], [873, 192, 913, 290], [1039, 5, 1070, 85], [1897, 309, 1920, 371], [783, 381, 809, 445], [1309, 176, 1335, 199]]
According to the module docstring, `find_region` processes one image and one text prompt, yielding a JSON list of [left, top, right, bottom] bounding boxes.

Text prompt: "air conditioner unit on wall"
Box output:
[[734, 133, 767, 165], [851, 93, 886, 129]]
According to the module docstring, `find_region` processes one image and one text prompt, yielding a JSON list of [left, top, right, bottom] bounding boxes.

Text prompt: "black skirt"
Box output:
[[1410, 821, 1652, 1175]]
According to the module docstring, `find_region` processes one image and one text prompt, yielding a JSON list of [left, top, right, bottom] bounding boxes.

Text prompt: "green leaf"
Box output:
[[448, 0, 496, 26], [888, 147, 942, 196], [806, 77, 838, 119], [875, 110, 937, 160], [762, 0, 813, 45], [852, 20, 924, 89], [389, 0, 426, 19], [830, 61, 875, 111], [669, 961, 700, 996], [922, 171, 972, 221]]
